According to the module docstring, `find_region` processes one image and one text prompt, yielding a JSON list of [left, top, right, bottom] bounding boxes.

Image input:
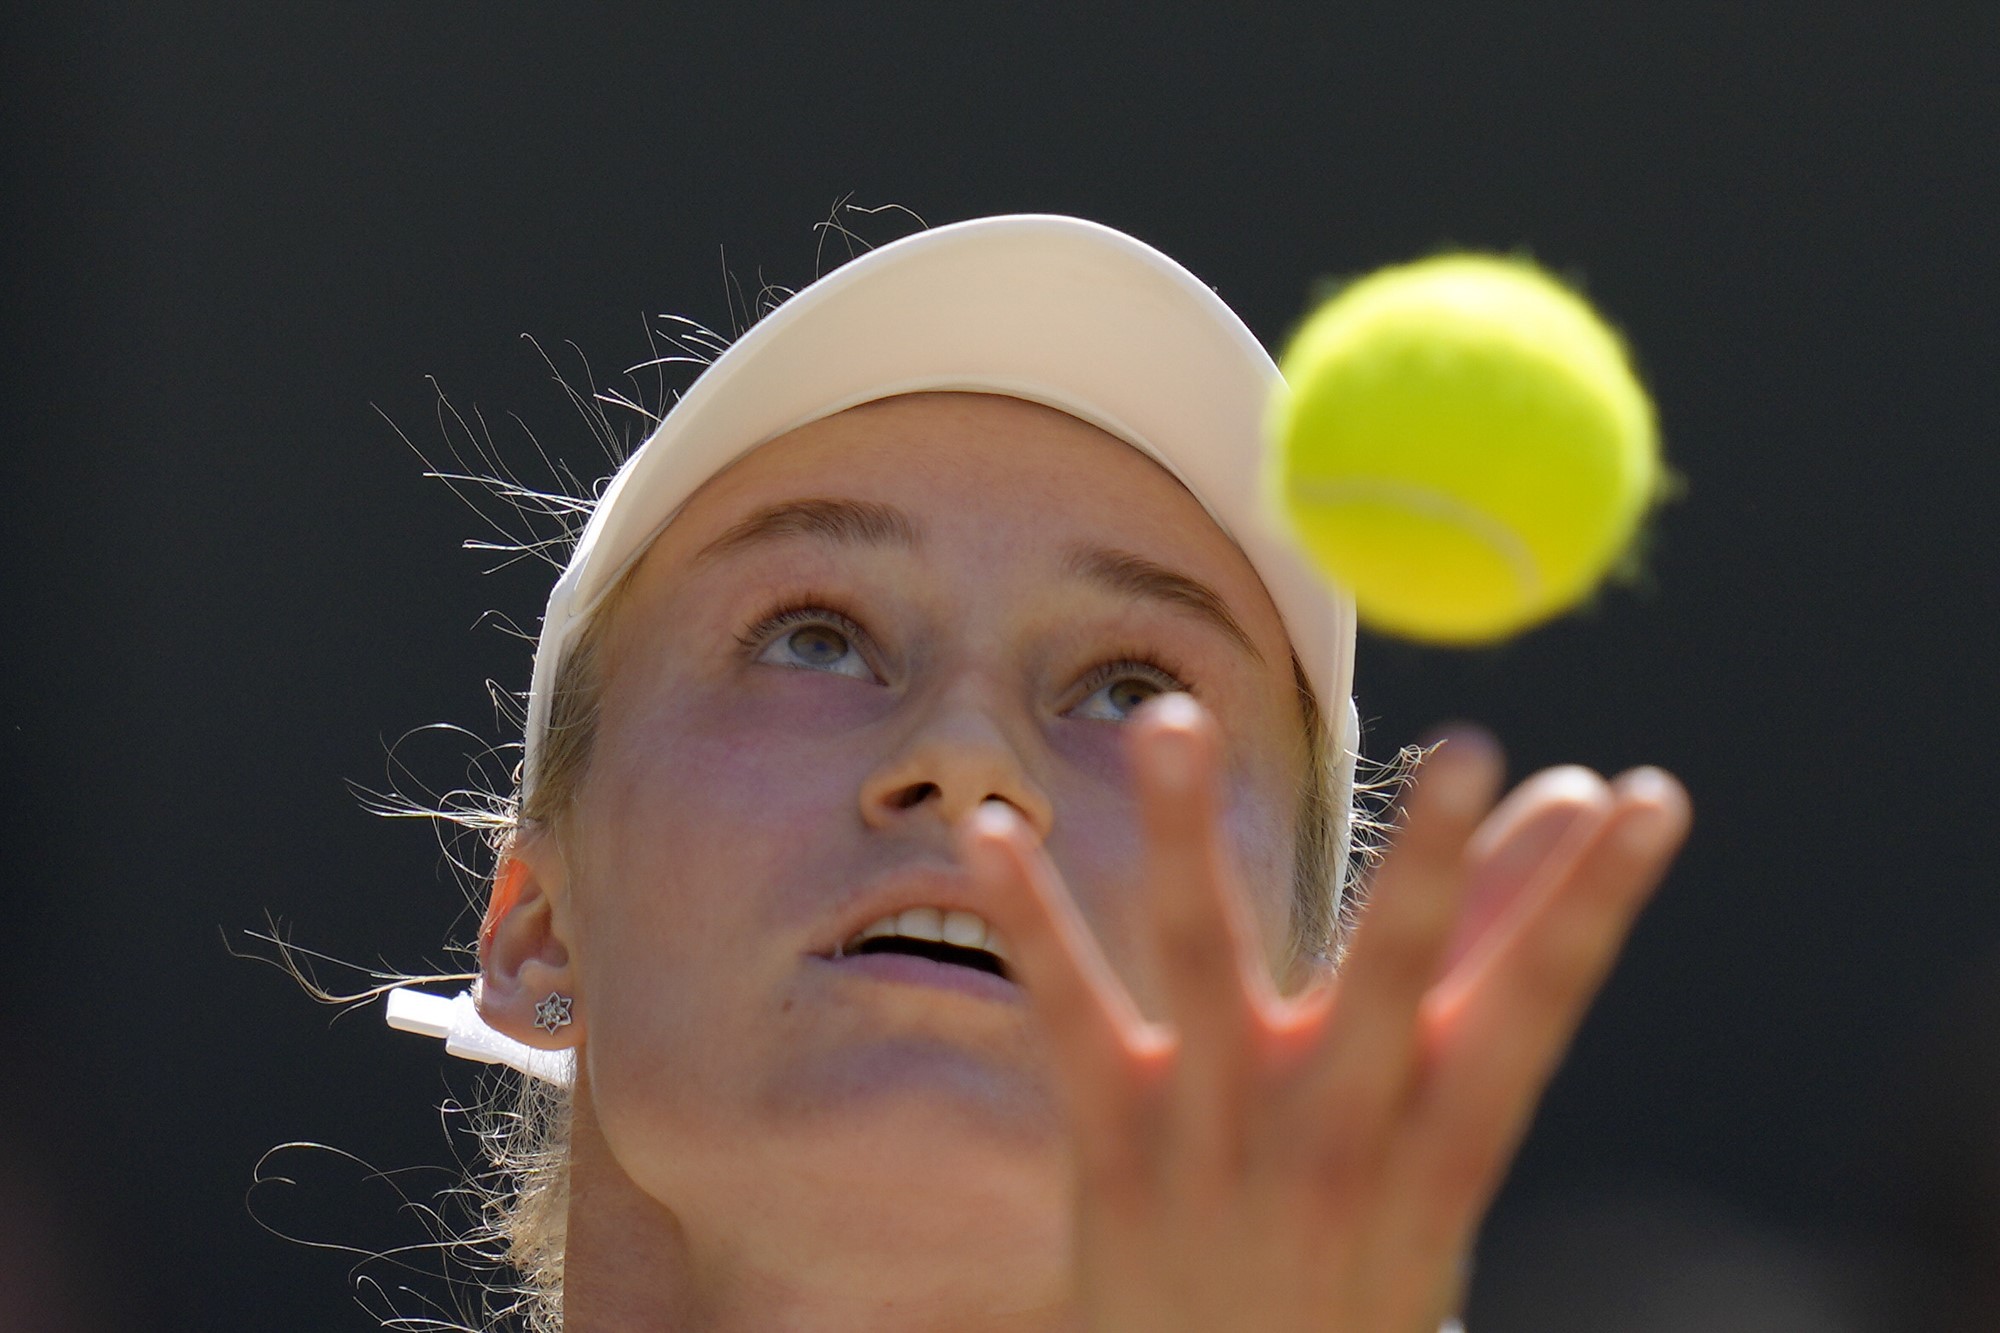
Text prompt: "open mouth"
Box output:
[[850, 934, 1010, 980], [836, 906, 1014, 983]]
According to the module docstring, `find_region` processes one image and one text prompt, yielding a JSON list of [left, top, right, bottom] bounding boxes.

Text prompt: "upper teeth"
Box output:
[[844, 907, 1010, 964]]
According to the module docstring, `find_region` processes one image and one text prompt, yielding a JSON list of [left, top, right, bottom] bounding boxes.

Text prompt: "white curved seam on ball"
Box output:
[[1286, 478, 1543, 600]]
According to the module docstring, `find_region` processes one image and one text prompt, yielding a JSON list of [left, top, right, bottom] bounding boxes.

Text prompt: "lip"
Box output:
[[808, 859, 1028, 992], [810, 949, 1024, 1003]]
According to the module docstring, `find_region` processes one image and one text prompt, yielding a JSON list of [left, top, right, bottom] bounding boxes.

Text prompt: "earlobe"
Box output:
[[477, 839, 586, 1050]]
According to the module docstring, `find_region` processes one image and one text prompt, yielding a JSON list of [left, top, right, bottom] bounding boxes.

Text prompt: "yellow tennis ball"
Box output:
[[1269, 253, 1661, 644]]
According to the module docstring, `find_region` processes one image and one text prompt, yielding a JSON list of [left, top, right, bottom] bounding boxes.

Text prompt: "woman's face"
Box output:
[[548, 392, 1309, 1278]]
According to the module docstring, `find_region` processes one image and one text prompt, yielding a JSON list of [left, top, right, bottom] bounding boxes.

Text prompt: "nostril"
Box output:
[[891, 781, 939, 810]]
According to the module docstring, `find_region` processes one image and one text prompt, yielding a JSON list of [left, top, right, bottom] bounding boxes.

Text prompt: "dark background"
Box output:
[[7, 4, 1996, 1329]]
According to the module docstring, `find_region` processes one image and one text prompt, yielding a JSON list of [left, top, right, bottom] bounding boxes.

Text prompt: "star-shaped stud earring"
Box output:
[[532, 992, 574, 1035]]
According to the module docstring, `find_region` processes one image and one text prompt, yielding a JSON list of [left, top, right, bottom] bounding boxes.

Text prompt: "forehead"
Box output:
[[651, 393, 1286, 640], [698, 392, 1190, 511]]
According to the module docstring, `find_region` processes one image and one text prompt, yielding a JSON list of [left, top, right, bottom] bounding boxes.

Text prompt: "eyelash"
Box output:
[[1072, 655, 1191, 701], [733, 598, 870, 658], [735, 598, 1196, 698]]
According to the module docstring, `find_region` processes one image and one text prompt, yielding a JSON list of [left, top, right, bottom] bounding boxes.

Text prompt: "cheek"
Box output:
[[1223, 777, 1303, 956], [577, 679, 886, 971], [564, 679, 882, 1130]]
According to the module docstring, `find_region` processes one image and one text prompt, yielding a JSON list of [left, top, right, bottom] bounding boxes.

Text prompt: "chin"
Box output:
[[772, 1036, 1068, 1187]]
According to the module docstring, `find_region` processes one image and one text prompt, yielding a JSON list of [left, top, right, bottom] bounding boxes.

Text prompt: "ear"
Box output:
[[476, 831, 586, 1050]]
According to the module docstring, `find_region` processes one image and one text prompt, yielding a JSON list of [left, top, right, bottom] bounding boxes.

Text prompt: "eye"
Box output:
[[746, 607, 876, 681], [1068, 660, 1187, 723]]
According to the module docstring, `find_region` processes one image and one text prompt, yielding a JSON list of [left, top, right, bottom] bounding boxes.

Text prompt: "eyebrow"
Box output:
[[694, 498, 1262, 664], [1062, 545, 1265, 664], [694, 498, 921, 564]]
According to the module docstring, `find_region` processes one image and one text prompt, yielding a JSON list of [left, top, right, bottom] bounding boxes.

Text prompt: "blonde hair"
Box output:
[[476, 584, 621, 1327]]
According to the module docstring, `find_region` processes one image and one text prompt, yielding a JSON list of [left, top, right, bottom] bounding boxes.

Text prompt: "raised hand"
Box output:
[[962, 693, 1690, 1332]]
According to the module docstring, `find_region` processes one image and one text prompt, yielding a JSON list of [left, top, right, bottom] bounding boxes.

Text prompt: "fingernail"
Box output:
[[1618, 770, 1688, 840], [1424, 729, 1500, 817], [1617, 766, 1682, 805], [970, 799, 1019, 842], [1418, 722, 1497, 756]]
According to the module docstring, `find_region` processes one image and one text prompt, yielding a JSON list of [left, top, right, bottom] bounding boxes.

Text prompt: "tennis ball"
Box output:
[[1269, 253, 1660, 644]]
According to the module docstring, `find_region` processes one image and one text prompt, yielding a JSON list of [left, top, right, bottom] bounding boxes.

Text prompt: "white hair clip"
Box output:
[[384, 986, 575, 1086]]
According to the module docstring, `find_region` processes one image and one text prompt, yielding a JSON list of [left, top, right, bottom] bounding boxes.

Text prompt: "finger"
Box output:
[[1443, 766, 1612, 973], [1299, 730, 1505, 1147], [960, 802, 1160, 1148], [1132, 693, 1274, 1141], [1399, 768, 1691, 1242]]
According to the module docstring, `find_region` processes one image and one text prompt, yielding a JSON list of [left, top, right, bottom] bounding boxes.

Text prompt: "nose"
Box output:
[[859, 678, 1055, 839]]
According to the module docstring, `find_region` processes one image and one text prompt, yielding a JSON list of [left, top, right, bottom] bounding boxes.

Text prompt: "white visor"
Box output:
[[528, 213, 1356, 785]]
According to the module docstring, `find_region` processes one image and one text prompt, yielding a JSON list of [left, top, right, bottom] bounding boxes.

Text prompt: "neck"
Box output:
[[560, 1079, 1078, 1333]]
